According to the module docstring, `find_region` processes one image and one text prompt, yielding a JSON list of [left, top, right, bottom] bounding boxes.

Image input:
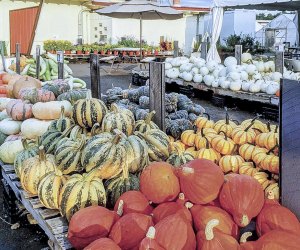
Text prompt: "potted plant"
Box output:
[[63, 40, 73, 54], [43, 40, 56, 54], [129, 51, 134, 56], [76, 45, 83, 55], [154, 46, 160, 55], [99, 45, 106, 55], [105, 44, 112, 55], [82, 44, 91, 55], [91, 44, 100, 54]]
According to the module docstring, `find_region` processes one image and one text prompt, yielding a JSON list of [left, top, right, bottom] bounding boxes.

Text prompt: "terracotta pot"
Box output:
[[129, 51, 134, 56], [114, 51, 119, 56], [76, 50, 83, 55], [65, 50, 71, 54], [84, 51, 90, 55], [154, 50, 159, 55], [107, 51, 112, 55], [100, 50, 106, 55], [143, 51, 148, 56]]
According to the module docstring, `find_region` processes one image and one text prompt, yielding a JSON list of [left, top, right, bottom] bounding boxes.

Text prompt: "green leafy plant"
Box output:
[[75, 45, 83, 51], [91, 44, 100, 51], [43, 40, 57, 51], [82, 44, 91, 52]]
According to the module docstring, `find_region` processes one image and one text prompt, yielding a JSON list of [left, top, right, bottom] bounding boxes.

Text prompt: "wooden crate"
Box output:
[[0, 163, 72, 250]]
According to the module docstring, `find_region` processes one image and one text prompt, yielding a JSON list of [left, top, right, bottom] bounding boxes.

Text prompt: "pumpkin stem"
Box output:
[[204, 137, 210, 149], [203, 112, 210, 120], [146, 226, 156, 239], [241, 215, 249, 227], [182, 166, 194, 174], [145, 111, 156, 123], [60, 106, 65, 119], [200, 127, 204, 137], [245, 121, 254, 132], [225, 107, 230, 125], [252, 128, 263, 133], [185, 202, 193, 209], [231, 119, 240, 125], [240, 232, 253, 243], [219, 131, 228, 140], [112, 131, 123, 144], [116, 200, 124, 216], [38, 145, 46, 161], [205, 219, 219, 241], [21, 138, 29, 150], [267, 121, 271, 132], [267, 143, 279, 155], [178, 193, 185, 201]]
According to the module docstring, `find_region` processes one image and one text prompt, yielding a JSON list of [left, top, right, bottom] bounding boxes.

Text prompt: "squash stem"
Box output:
[[219, 131, 228, 140], [21, 138, 29, 150], [116, 200, 124, 216], [145, 111, 156, 124], [91, 123, 101, 136], [240, 232, 252, 243], [241, 215, 249, 227], [38, 146, 46, 161], [60, 105, 65, 119], [204, 137, 210, 149], [267, 190, 275, 200], [182, 166, 194, 174], [205, 219, 219, 241], [146, 226, 156, 239], [203, 112, 210, 120]]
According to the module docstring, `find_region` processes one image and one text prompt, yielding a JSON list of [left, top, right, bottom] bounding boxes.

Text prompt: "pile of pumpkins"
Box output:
[[164, 53, 297, 96], [168, 111, 279, 200], [66, 159, 300, 250]]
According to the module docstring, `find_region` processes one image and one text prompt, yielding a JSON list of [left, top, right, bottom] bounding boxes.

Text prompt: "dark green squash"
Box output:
[[139, 96, 149, 109], [48, 106, 73, 132], [135, 108, 149, 121], [167, 145, 194, 167], [105, 163, 140, 208], [168, 110, 189, 120], [137, 86, 149, 97], [14, 139, 39, 178], [165, 93, 178, 113], [166, 118, 193, 139], [42, 79, 70, 97], [134, 110, 159, 133], [188, 104, 205, 115], [57, 89, 87, 105], [122, 89, 140, 103], [188, 113, 198, 122]]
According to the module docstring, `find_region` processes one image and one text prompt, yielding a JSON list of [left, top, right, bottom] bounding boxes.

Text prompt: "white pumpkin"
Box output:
[[272, 72, 282, 82], [180, 63, 193, 73], [191, 67, 200, 75], [200, 67, 209, 76], [166, 68, 180, 79], [212, 80, 219, 88], [229, 81, 242, 91], [165, 58, 173, 63], [193, 74, 203, 83], [224, 56, 237, 67], [241, 53, 252, 63], [269, 61, 275, 72], [220, 79, 230, 89], [212, 69, 220, 78], [206, 60, 218, 72], [256, 61, 265, 72], [21, 118, 52, 139], [240, 71, 249, 81], [253, 72, 262, 81], [165, 62, 172, 70], [227, 65, 238, 73], [218, 68, 227, 77], [0, 118, 22, 135], [195, 59, 206, 68], [0, 98, 13, 111], [260, 81, 270, 93], [228, 72, 241, 81], [0, 110, 9, 121], [266, 82, 279, 95], [182, 72, 193, 82], [0, 140, 24, 164], [249, 83, 261, 93], [32, 100, 72, 120], [203, 75, 215, 86], [246, 64, 257, 75], [171, 58, 181, 67], [241, 81, 251, 92]]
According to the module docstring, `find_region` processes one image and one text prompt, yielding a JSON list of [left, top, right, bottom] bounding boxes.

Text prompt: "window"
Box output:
[[94, 27, 98, 31], [95, 35, 98, 38], [99, 23, 102, 27], [104, 27, 107, 31], [100, 31, 102, 35], [100, 35, 107, 42]]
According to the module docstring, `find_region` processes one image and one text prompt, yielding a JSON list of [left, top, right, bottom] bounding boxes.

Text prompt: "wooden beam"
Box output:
[[90, 53, 101, 99], [200, 42, 207, 60], [35, 45, 40, 79], [275, 51, 284, 74], [15, 43, 21, 74], [0, 42, 6, 72], [149, 62, 165, 131]]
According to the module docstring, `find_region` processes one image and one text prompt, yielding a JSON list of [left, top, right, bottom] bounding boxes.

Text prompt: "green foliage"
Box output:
[[116, 36, 147, 48], [223, 34, 255, 52], [43, 40, 73, 51], [256, 13, 280, 20]]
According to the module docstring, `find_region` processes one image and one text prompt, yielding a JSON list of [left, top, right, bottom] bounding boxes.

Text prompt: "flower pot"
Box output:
[[107, 51, 112, 55], [148, 50, 152, 55], [84, 51, 90, 55], [154, 50, 159, 56], [76, 50, 83, 55], [65, 50, 71, 54], [143, 51, 148, 56], [49, 50, 56, 54], [136, 51, 140, 56], [93, 50, 99, 54], [100, 50, 106, 55], [122, 51, 127, 56], [114, 51, 119, 56], [129, 51, 134, 56]]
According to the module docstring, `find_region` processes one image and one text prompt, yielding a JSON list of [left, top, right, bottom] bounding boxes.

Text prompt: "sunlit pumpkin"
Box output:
[[239, 162, 259, 177], [195, 113, 215, 130], [231, 124, 256, 145], [196, 137, 221, 164], [211, 131, 236, 155], [219, 155, 245, 174], [253, 172, 272, 190], [239, 143, 256, 161], [181, 129, 197, 147], [213, 111, 238, 137]]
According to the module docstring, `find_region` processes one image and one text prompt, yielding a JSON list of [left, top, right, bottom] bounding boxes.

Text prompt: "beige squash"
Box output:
[[32, 101, 72, 120]]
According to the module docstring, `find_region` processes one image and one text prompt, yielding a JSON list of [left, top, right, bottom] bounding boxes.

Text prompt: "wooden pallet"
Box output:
[[0, 163, 72, 250]]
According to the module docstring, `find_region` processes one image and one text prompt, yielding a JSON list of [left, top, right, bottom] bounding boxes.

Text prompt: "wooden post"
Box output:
[[200, 42, 207, 60], [15, 43, 21, 74], [0, 42, 6, 72], [57, 51, 64, 79], [235, 45, 242, 65], [149, 62, 165, 131], [173, 41, 179, 58], [90, 53, 101, 99], [275, 51, 284, 74], [280, 78, 300, 218], [36, 45, 41, 79]]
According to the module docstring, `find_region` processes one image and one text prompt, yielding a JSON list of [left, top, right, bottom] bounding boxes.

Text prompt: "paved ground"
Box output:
[[0, 62, 277, 250]]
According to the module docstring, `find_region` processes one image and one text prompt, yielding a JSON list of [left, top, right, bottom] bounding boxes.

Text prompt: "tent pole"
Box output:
[[140, 14, 142, 61]]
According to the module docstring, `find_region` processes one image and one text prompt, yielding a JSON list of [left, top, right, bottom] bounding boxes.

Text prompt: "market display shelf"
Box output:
[[0, 163, 71, 250], [165, 77, 280, 107]]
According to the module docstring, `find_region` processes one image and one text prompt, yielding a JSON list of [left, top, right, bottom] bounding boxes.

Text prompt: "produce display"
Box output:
[[0, 71, 298, 250], [164, 53, 299, 95]]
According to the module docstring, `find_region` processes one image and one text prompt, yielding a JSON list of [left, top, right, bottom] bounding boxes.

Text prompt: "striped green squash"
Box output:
[[40, 126, 72, 154], [59, 171, 106, 221], [38, 169, 67, 209], [69, 125, 88, 139], [72, 90, 108, 129], [135, 129, 171, 161], [134, 110, 159, 133], [48, 106, 73, 132], [122, 134, 149, 173], [14, 139, 39, 178], [57, 89, 87, 105], [101, 103, 135, 136], [55, 132, 86, 174], [81, 131, 126, 179], [105, 163, 140, 208], [167, 151, 194, 167]]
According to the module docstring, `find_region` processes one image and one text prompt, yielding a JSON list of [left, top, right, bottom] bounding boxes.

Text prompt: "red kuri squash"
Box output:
[[176, 159, 224, 204], [113, 191, 153, 216], [140, 162, 180, 204], [109, 213, 153, 250], [154, 213, 196, 250], [84, 238, 121, 250], [68, 206, 119, 249], [219, 174, 264, 227], [139, 227, 165, 250]]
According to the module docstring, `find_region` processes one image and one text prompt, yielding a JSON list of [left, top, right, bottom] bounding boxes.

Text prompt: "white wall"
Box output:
[[0, 0, 89, 55]]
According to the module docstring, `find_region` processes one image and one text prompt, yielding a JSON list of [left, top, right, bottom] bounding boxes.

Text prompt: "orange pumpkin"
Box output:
[[6, 75, 22, 97], [196, 219, 240, 250], [213, 111, 238, 137], [0, 84, 7, 95], [231, 124, 256, 145], [113, 191, 153, 216], [181, 129, 197, 147], [255, 229, 300, 250], [256, 198, 300, 237], [239, 143, 256, 161], [68, 206, 119, 249], [195, 113, 215, 129], [189, 204, 239, 238], [194, 128, 217, 149], [6, 99, 33, 121], [211, 131, 236, 155], [252, 147, 268, 167], [264, 128, 279, 150], [155, 213, 196, 250], [177, 159, 224, 205], [139, 227, 165, 250], [219, 155, 245, 174], [239, 162, 259, 177], [2, 73, 14, 84], [253, 172, 272, 190], [84, 238, 121, 250], [196, 137, 221, 164], [109, 213, 153, 250], [13, 76, 41, 98], [140, 162, 180, 204], [219, 174, 264, 227]]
